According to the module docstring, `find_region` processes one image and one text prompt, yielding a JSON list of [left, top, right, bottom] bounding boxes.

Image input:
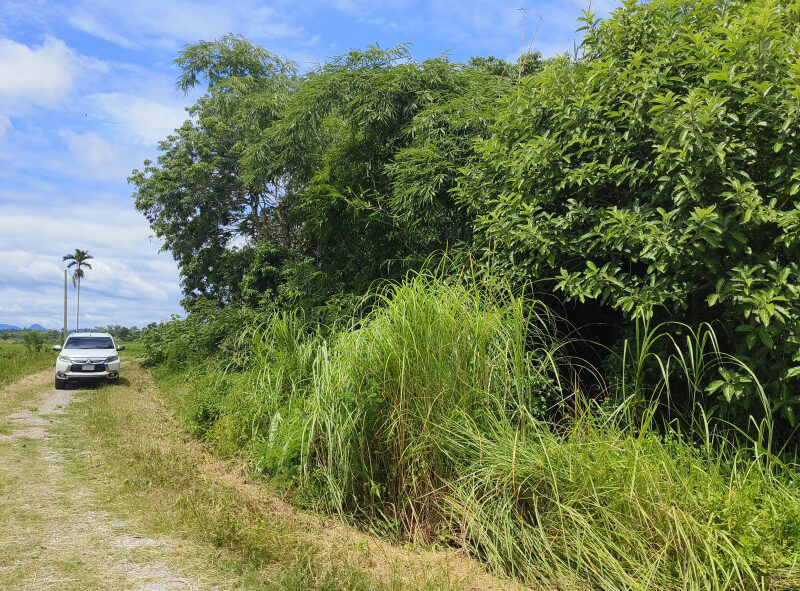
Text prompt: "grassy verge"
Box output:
[[143, 275, 800, 591], [79, 361, 521, 591], [0, 340, 55, 387]]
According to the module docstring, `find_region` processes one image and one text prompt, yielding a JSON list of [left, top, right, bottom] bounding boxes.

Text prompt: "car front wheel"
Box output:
[[55, 378, 66, 390]]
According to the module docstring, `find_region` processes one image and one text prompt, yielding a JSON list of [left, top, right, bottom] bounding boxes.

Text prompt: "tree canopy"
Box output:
[[131, 37, 534, 308]]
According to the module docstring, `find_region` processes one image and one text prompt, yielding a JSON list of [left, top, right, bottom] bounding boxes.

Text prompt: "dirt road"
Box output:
[[0, 365, 525, 591], [0, 371, 219, 590]]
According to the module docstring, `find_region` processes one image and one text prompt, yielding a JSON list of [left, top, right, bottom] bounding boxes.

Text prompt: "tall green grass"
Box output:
[[0, 341, 55, 387], [302, 277, 566, 539], [442, 407, 800, 590], [151, 275, 800, 590]]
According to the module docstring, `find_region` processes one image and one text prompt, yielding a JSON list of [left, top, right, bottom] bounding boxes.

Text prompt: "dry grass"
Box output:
[[0, 369, 52, 414]]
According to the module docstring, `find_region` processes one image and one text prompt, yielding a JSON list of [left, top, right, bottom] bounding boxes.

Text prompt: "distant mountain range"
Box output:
[[0, 324, 52, 331]]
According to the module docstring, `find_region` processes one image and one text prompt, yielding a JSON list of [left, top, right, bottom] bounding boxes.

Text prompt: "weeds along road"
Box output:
[[0, 363, 525, 591]]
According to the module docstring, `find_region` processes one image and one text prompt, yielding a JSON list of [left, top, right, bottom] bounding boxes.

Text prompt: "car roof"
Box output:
[[66, 332, 113, 338]]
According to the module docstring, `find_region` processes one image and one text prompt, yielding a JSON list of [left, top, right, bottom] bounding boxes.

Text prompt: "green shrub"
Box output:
[[460, 0, 800, 432], [140, 298, 264, 369], [21, 330, 45, 353]]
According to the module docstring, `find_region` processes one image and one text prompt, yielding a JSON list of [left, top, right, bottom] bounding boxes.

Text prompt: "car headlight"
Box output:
[[106, 355, 119, 363], [58, 355, 72, 363]]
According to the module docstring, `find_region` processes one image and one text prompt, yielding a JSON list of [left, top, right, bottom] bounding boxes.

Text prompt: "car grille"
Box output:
[[69, 358, 108, 372]]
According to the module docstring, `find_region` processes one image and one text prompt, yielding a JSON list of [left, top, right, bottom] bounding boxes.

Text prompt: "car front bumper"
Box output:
[[55, 360, 120, 381], [56, 368, 119, 380]]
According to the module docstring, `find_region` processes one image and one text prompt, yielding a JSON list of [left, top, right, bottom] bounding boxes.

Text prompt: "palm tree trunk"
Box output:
[[76, 276, 81, 332]]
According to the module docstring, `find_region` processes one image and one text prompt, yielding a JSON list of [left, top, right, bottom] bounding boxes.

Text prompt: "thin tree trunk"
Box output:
[[253, 195, 261, 243]]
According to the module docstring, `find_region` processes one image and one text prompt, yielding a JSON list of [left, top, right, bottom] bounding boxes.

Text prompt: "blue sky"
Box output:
[[0, 0, 615, 329]]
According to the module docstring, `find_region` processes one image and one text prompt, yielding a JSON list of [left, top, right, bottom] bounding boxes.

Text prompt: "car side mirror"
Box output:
[[117, 345, 125, 351], [52, 345, 62, 351]]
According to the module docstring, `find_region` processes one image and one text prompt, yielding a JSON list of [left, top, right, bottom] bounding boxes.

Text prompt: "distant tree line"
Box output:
[[0, 329, 62, 343], [1, 325, 145, 344]]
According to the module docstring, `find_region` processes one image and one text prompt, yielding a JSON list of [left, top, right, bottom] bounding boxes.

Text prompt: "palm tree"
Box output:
[[62, 249, 93, 332]]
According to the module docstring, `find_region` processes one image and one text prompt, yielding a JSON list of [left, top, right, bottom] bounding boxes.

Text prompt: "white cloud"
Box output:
[[1, 207, 158, 257], [327, 0, 409, 15], [0, 302, 24, 314], [0, 286, 64, 329], [61, 131, 117, 167], [87, 259, 175, 302], [1, 251, 63, 284], [67, 0, 304, 50], [248, 6, 306, 40], [88, 92, 189, 145], [305, 34, 322, 47], [68, 0, 230, 47], [0, 36, 76, 104], [1, 124, 149, 184], [0, 36, 104, 108], [67, 12, 138, 49]]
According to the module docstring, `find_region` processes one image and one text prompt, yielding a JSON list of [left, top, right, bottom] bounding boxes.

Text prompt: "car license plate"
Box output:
[[82, 364, 95, 371]]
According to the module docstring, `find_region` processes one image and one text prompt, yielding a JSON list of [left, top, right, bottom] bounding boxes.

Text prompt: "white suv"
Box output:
[[52, 332, 125, 389]]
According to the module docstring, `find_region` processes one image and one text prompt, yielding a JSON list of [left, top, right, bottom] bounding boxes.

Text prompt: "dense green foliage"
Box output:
[[132, 38, 536, 311], [134, 0, 800, 588], [132, 0, 800, 434], [462, 0, 800, 429]]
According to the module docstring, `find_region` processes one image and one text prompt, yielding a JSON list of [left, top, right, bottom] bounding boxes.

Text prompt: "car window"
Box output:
[[64, 337, 115, 349]]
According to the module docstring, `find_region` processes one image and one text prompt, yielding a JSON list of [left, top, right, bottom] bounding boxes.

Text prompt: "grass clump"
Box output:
[[443, 412, 800, 590], [302, 276, 563, 539]]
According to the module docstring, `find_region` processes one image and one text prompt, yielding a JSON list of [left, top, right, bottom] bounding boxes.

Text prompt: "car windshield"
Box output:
[[64, 337, 114, 349]]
